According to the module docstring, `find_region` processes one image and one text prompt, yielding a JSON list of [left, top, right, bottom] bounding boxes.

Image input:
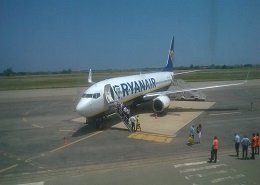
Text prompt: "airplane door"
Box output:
[[104, 84, 115, 105]]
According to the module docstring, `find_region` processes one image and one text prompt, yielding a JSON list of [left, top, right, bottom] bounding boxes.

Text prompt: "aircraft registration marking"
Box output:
[[128, 132, 173, 143]]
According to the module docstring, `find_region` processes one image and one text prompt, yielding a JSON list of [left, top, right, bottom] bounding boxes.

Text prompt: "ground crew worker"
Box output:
[[256, 133, 259, 155], [251, 133, 256, 159], [234, 133, 240, 157], [189, 134, 194, 145], [241, 135, 251, 160], [129, 115, 136, 132], [209, 136, 218, 163], [135, 114, 141, 131]]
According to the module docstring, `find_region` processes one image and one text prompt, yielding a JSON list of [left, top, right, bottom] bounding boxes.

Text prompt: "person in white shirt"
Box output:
[[234, 133, 240, 157], [129, 115, 136, 132]]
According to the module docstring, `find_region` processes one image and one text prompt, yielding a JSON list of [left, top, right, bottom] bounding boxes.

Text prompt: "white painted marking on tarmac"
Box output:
[[209, 112, 241, 116], [17, 182, 45, 185], [59, 129, 76, 133], [185, 169, 236, 179], [23, 106, 44, 116], [174, 161, 208, 168], [210, 174, 245, 183], [179, 164, 227, 173], [25, 154, 45, 162], [31, 124, 44, 128], [174, 160, 219, 168]]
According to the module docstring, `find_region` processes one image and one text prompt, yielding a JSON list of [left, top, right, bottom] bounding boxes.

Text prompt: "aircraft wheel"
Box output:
[[96, 122, 103, 130]]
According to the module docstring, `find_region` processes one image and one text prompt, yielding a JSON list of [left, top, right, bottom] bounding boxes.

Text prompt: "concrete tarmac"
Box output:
[[0, 80, 259, 185]]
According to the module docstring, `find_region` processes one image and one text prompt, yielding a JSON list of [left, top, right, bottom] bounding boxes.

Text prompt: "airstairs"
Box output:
[[104, 84, 132, 132]]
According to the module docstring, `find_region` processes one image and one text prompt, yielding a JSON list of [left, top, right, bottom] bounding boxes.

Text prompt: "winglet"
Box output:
[[163, 36, 174, 72], [245, 66, 251, 83], [88, 69, 95, 84]]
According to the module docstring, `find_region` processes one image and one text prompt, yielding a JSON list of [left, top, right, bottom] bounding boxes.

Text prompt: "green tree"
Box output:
[[3, 67, 14, 76]]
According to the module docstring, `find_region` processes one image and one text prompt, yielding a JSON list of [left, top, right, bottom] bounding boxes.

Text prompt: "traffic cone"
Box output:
[[64, 137, 68, 145]]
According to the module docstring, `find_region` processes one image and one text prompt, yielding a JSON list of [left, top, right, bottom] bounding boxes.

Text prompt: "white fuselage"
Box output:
[[76, 71, 173, 118]]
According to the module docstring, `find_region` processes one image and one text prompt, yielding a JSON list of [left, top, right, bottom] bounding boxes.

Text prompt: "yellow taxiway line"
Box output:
[[50, 131, 103, 153], [209, 112, 241, 116]]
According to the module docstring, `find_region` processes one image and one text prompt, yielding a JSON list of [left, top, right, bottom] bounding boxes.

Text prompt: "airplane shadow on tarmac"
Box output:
[[71, 113, 128, 137]]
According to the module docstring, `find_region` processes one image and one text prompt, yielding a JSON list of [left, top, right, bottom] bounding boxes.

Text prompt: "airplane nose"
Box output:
[[76, 99, 87, 117]]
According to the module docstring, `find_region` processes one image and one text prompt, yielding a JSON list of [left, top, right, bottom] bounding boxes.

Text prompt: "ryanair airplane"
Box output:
[[76, 37, 246, 124]]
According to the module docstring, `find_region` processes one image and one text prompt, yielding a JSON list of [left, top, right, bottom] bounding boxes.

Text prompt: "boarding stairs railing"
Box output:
[[110, 102, 132, 132]]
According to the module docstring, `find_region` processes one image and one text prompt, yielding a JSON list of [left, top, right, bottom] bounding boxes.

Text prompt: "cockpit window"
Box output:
[[82, 93, 93, 98], [93, 93, 101, 99], [82, 93, 100, 99]]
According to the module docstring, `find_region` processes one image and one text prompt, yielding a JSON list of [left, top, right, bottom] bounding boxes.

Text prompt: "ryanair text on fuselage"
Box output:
[[112, 78, 156, 97]]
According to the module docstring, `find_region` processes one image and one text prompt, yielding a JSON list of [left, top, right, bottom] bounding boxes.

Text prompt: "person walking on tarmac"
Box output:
[[256, 133, 259, 155], [190, 124, 195, 139], [197, 124, 202, 144], [241, 135, 251, 160], [209, 136, 218, 163], [251, 133, 256, 159], [234, 133, 240, 157]]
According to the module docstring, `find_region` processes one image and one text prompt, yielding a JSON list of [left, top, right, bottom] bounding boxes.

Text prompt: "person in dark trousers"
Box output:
[[251, 133, 256, 159], [234, 133, 240, 157], [209, 136, 218, 163], [129, 115, 136, 132], [256, 133, 259, 155], [197, 124, 202, 144], [241, 135, 251, 160], [190, 124, 195, 139]]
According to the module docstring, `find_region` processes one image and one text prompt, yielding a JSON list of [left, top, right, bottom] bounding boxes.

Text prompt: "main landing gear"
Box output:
[[95, 117, 104, 130], [85, 117, 105, 130]]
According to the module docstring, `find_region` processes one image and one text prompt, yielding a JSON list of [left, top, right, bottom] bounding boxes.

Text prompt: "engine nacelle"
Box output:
[[153, 95, 171, 112]]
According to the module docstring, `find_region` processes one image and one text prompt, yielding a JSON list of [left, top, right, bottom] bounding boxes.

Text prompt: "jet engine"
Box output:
[[152, 95, 170, 112]]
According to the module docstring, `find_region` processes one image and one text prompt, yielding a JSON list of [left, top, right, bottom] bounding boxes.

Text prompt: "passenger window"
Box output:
[[82, 94, 93, 98]]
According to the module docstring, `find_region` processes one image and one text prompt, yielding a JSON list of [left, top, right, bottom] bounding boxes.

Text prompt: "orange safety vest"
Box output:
[[256, 136, 259, 147], [213, 139, 219, 149], [251, 136, 256, 148]]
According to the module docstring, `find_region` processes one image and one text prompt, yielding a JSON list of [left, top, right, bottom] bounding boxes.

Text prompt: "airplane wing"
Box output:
[[143, 80, 247, 101]]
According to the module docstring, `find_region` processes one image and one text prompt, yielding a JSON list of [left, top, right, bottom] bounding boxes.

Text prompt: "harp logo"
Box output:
[[169, 50, 174, 60]]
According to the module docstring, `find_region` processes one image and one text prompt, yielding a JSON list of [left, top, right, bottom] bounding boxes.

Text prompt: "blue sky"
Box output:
[[0, 0, 259, 72]]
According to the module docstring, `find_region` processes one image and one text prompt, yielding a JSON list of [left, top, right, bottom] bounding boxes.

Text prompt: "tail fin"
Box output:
[[88, 69, 95, 84], [163, 36, 174, 72]]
